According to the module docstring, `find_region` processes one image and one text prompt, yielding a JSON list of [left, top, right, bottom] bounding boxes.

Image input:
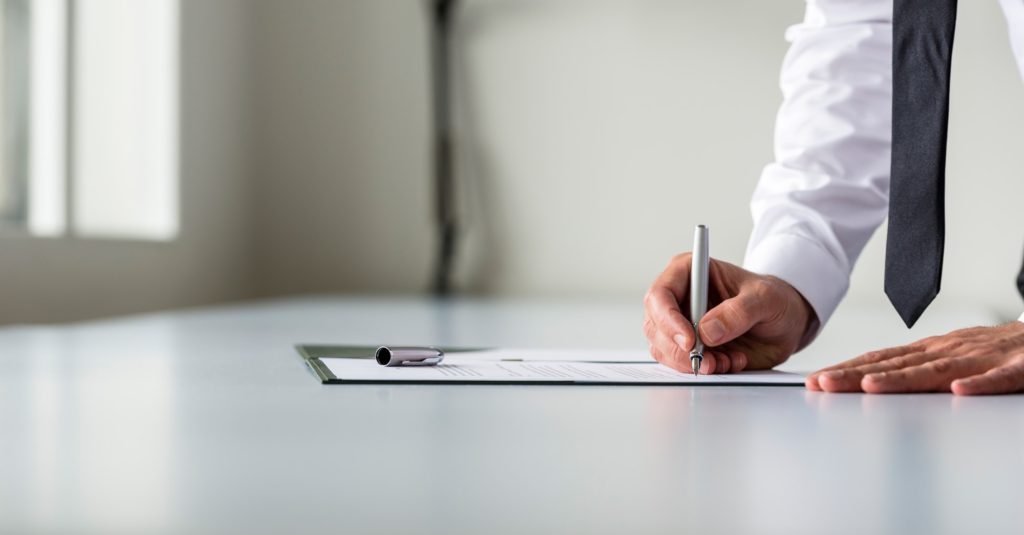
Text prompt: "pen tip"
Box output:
[[690, 355, 701, 376]]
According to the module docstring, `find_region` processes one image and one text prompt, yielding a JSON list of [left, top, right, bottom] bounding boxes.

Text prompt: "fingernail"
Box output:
[[822, 370, 844, 380], [700, 319, 724, 345], [673, 334, 688, 351]]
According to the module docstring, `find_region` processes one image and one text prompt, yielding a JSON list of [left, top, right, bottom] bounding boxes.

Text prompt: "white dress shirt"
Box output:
[[743, 0, 1024, 336]]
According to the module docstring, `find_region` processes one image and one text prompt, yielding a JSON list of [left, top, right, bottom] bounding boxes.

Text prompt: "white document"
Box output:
[[321, 354, 805, 385], [440, 348, 655, 363]]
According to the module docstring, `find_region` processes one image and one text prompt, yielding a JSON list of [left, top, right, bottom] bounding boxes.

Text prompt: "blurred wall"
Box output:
[[0, 0, 254, 324], [248, 0, 1024, 321], [248, 0, 434, 297]]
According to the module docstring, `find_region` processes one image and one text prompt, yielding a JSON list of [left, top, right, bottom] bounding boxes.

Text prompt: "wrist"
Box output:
[[766, 275, 819, 352]]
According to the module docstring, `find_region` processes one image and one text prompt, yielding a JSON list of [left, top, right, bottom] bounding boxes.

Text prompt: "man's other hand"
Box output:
[[807, 322, 1024, 395]]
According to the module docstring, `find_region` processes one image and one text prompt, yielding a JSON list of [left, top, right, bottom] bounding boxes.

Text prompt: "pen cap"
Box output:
[[375, 346, 445, 367]]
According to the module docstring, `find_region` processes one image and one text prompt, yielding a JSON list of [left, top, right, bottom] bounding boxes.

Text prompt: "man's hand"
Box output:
[[806, 322, 1024, 395], [642, 253, 816, 374]]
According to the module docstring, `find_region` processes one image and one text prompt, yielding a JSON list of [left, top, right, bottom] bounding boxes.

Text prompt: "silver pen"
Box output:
[[375, 346, 445, 366], [690, 225, 709, 375]]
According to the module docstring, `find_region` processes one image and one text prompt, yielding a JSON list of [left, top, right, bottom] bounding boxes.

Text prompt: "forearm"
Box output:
[[744, 0, 893, 338]]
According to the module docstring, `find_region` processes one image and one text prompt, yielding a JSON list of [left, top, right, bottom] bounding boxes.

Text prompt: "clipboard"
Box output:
[[296, 345, 806, 386]]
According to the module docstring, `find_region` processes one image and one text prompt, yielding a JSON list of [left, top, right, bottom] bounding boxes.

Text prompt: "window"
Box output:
[[73, 0, 178, 239], [0, 0, 32, 228], [0, 0, 178, 240]]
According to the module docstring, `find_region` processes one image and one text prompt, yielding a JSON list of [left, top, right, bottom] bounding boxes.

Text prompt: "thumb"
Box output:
[[698, 291, 766, 347]]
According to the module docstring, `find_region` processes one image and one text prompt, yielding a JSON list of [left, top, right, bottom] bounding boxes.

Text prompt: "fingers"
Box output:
[[805, 323, 1024, 394], [694, 351, 725, 374], [710, 351, 730, 374], [730, 351, 748, 373], [860, 356, 992, 393], [698, 291, 763, 347], [648, 345, 748, 375], [650, 327, 694, 371], [645, 287, 696, 351], [805, 345, 923, 391], [814, 344, 922, 374], [644, 254, 697, 373], [644, 254, 767, 376], [811, 349, 932, 392], [695, 351, 749, 375], [650, 342, 702, 373], [697, 352, 713, 374], [951, 361, 1024, 395]]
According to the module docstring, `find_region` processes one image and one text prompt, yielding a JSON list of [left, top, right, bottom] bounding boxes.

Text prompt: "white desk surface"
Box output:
[[0, 296, 1020, 534]]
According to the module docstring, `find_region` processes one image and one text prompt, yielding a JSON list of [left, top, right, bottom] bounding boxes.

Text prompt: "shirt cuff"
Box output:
[[1018, 311, 1024, 323], [743, 233, 850, 347]]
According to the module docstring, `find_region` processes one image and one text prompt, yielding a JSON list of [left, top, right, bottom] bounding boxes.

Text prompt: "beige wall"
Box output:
[[246, 0, 798, 299], [248, 0, 434, 297], [248, 0, 1024, 320]]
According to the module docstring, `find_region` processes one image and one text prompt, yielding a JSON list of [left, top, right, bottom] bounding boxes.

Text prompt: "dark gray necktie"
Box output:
[[1018, 251, 1024, 300], [885, 0, 958, 328]]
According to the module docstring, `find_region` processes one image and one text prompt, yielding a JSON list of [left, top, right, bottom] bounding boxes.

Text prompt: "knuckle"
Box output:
[[671, 252, 693, 265], [667, 343, 689, 363], [967, 343, 994, 358], [946, 327, 972, 338], [723, 301, 751, 328], [919, 335, 942, 346], [866, 350, 890, 363], [926, 359, 953, 374], [747, 282, 782, 315], [907, 343, 932, 355], [953, 325, 985, 338], [937, 339, 965, 353], [750, 279, 775, 299], [1001, 360, 1024, 373], [994, 337, 1017, 353], [643, 289, 656, 307], [986, 368, 1015, 388], [652, 338, 686, 366], [642, 318, 656, 341], [889, 354, 914, 367]]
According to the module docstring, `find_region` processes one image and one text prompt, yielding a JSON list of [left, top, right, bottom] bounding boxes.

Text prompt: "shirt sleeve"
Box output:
[[998, 0, 1024, 81], [743, 0, 893, 339]]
